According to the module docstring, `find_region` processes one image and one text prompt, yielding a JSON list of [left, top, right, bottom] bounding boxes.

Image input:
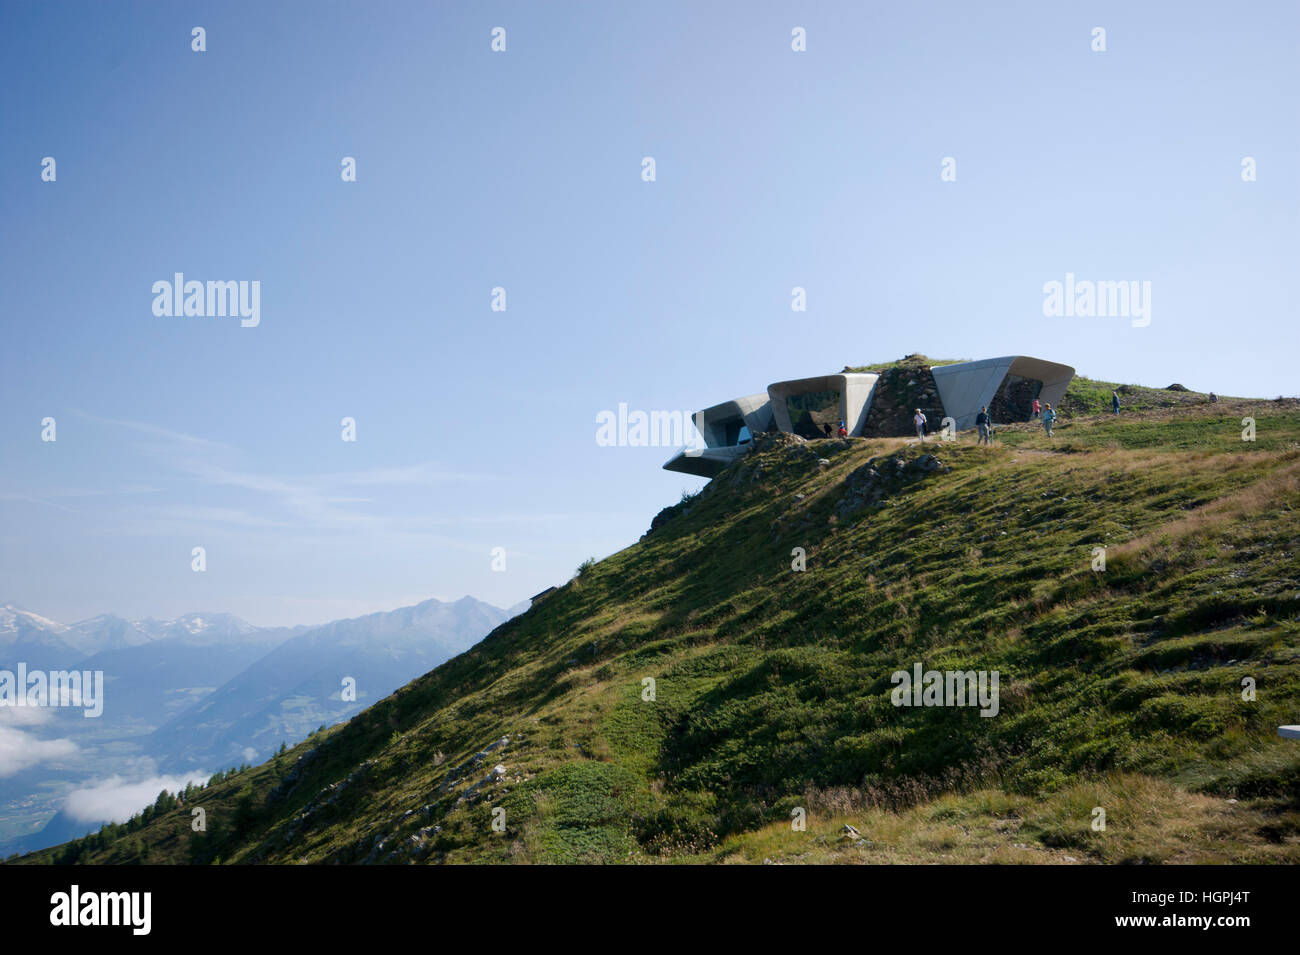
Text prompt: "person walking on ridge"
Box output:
[[1111, 391, 1121, 415], [1042, 403, 1057, 437], [914, 408, 928, 442], [1031, 397, 1041, 419]]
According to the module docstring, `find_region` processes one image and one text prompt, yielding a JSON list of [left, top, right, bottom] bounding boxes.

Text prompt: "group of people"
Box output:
[[1026, 397, 1060, 435], [811, 383, 1223, 448], [912, 401, 1058, 443], [821, 420, 849, 438], [822, 395, 1077, 446]]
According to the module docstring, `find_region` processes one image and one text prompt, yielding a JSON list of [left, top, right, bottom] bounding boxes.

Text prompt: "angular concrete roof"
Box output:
[[931, 356, 1074, 431], [662, 444, 750, 477], [663, 393, 774, 475], [691, 393, 773, 449], [767, 372, 879, 437]]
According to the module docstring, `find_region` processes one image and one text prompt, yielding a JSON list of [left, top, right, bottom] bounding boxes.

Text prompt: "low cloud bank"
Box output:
[[0, 726, 77, 777], [63, 771, 209, 824]]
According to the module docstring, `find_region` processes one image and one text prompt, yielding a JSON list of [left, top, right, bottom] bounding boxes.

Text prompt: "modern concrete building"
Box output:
[[662, 444, 751, 477], [663, 355, 1074, 478], [692, 394, 774, 448], [661, 394, 773, 478], [930, 356, 1075, 431], [767, 372, 880, 439]]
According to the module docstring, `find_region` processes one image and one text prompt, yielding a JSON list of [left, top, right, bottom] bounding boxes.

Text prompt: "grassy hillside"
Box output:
[[12, 381, 1300, 865]]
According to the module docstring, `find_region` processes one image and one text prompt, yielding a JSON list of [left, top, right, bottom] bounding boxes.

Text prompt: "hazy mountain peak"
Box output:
[[0, 603, 67, 634]]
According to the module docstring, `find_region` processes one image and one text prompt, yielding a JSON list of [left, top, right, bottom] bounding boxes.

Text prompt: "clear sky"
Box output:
[[2, 1, 1296, 626]]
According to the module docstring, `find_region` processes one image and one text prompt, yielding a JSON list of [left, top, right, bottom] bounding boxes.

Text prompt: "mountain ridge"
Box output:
[[14, 372, 1300, 865]]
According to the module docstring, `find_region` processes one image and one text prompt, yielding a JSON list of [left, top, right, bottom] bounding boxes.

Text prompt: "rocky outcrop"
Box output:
[[835, 452, 950, 520], [989, 374, 1039, 423], [437, 735, 511, 795], [280, 758, 375, 844], [859, 361, 945, 437]]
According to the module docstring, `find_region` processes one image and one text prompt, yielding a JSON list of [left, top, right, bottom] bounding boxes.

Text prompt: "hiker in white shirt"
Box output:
[[914, 409, 927, 442]]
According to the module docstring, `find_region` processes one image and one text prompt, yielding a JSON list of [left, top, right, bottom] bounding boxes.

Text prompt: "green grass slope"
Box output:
[[13, 382, 1300, 865]]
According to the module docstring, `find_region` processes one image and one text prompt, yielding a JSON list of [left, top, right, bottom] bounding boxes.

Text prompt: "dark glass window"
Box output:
[[786, 390, 840, 439]]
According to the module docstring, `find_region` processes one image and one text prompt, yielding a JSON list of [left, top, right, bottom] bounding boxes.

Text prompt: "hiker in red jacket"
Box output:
[[1031, 397, 1041, 419]]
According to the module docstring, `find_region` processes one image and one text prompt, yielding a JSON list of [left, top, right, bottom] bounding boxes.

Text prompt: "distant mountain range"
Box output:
[[150, 596, 518, 772], [1, 606, 298, 733], [1, 604, 286, 659], [0, 596, 524, 855], [0, 605, 93, 669]]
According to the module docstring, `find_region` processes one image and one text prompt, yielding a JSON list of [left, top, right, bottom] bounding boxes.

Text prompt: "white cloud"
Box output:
[[62, 771, 210, 824], [0, 723, 77, 777], [0, 703, 53, 727]]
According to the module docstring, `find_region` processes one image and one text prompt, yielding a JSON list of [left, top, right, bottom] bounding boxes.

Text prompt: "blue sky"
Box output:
[[2, 1, 1296, 626]]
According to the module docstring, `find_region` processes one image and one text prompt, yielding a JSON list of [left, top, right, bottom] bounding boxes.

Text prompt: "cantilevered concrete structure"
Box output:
[[663, 356, 1074, 478], [692, 393, 774, 448], [662, 444, 751, 477], [931, 356, 1074, 431], [662, 394, 773, 478], [767, 372, 880, 439]]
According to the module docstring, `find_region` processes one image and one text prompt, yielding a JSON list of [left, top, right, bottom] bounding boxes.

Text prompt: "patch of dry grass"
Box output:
[[702, 774, 1300, 865]]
